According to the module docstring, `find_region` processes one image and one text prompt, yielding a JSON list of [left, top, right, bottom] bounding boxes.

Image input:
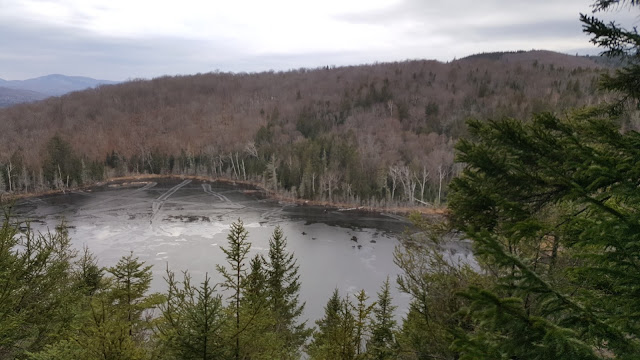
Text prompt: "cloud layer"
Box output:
[[0, 0, 630, 80]]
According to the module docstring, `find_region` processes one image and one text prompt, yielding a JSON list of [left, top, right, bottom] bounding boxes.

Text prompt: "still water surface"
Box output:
[[15, 178, 420, 321]]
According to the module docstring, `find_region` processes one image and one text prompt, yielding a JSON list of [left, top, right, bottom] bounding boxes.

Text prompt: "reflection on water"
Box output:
[[13, 178, 465, 321]]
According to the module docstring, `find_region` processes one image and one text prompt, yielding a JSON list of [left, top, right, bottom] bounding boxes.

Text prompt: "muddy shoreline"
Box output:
[[2, 174, 447, 218]]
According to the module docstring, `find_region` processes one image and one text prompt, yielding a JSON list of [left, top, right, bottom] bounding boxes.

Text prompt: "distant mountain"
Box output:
[[0, 74, 119, 106], [457, 50, 621, 69], [0, 86, 48, 108]]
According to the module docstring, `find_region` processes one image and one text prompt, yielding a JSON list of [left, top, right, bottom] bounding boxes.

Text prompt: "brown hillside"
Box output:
[[0, 50, 609, 166], [0, 50, 616, 205]]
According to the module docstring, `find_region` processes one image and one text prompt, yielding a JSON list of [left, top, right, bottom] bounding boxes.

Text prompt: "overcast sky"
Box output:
[[0, 0, 634, 81]]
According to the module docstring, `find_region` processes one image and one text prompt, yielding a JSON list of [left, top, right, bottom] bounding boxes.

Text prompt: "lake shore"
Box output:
[[1, 174, 447, 217]]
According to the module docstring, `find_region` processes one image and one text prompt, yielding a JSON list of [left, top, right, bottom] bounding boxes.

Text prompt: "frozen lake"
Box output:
[[14, 178, 421, 322]]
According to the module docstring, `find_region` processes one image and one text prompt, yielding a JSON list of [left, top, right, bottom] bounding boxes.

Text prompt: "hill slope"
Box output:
[[0, 87, 48, 108], [0, 50, 619, 204]]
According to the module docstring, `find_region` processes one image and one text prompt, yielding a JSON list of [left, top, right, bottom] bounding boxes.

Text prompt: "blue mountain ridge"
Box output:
[[0, 74, 119, 107]]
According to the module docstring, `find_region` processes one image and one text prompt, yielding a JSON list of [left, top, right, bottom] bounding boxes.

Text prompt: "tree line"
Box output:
[[0, 50, 616, 207]]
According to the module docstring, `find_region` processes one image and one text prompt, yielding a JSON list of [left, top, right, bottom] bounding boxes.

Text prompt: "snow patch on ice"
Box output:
[[94, 227, 114, 240], [360, 254, 377, 270]]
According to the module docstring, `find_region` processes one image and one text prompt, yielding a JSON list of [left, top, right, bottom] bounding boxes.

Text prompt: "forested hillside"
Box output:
[[0, 87, 47, 108], [3, 0, 640, 359], [0, 50, 617, 206]]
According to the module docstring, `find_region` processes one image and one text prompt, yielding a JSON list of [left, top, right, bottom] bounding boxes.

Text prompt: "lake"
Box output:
[[13, 177, 462, 322]]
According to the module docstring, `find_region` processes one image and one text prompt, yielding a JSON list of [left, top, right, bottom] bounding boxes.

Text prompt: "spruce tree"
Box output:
[[42, 135, 82, 187], [79, 253, 160, 360], [239, 254, 281, 360], [367, 278, 398, 360], [106, 252, 155, 337], [74, 246, 104, 296], [307, 289, 356, 360], [581, 1, 640, 108], [33, 252, 160, 360], [444, 4, 640, 356], [158, 270, 225, 360], [393, 214, 478, 360], [351, 290, 373, 358], [337, 296, 357, 360], [264, 226, 309, 359], [244, 254, 268, 314], [448, 113, 640, 357], [216, 220, 251, 360], [0, 215, 81, 358]]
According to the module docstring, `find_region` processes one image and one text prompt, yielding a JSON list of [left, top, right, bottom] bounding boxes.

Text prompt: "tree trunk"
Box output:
[[229, 153, 238, 179], [437, 165, 444, 206], [6, 162, 12, 192], [312, 173, 316, 195]]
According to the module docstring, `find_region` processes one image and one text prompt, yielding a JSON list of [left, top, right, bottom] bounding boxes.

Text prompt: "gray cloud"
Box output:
[[0, 19, 249, 80], [336, 0, 584, 26], [454, 19, 584, 42], [0, 0, 620, 80]]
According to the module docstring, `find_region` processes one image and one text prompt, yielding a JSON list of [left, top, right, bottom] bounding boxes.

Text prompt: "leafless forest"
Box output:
[[0, 50, 617, 206]]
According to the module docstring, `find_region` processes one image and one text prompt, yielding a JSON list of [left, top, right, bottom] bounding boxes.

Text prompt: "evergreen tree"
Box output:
[[42, 135, 82, 188], [581, 1, 640, 108], [367, 279, 398, 360], [157, 270, 225, 360], [243, 254, 268, 316], [337, 296, 357, 360], [81, 295, 150, 360], [394, 214, 482, 360], [79, 253, 160, 360], [216, 220, 251, 360], [351, 290, 373, 358], [239, 254, 281, 360], [307, 289, 356, 360], [441, 3, 640, 358], [264, 226, 310, 359], [106, 252, 157, 338], [27, 251, 160, 360], [74, 246, 104, 296], [448, 113, 640, 357], [0, 215, 81, 359]]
